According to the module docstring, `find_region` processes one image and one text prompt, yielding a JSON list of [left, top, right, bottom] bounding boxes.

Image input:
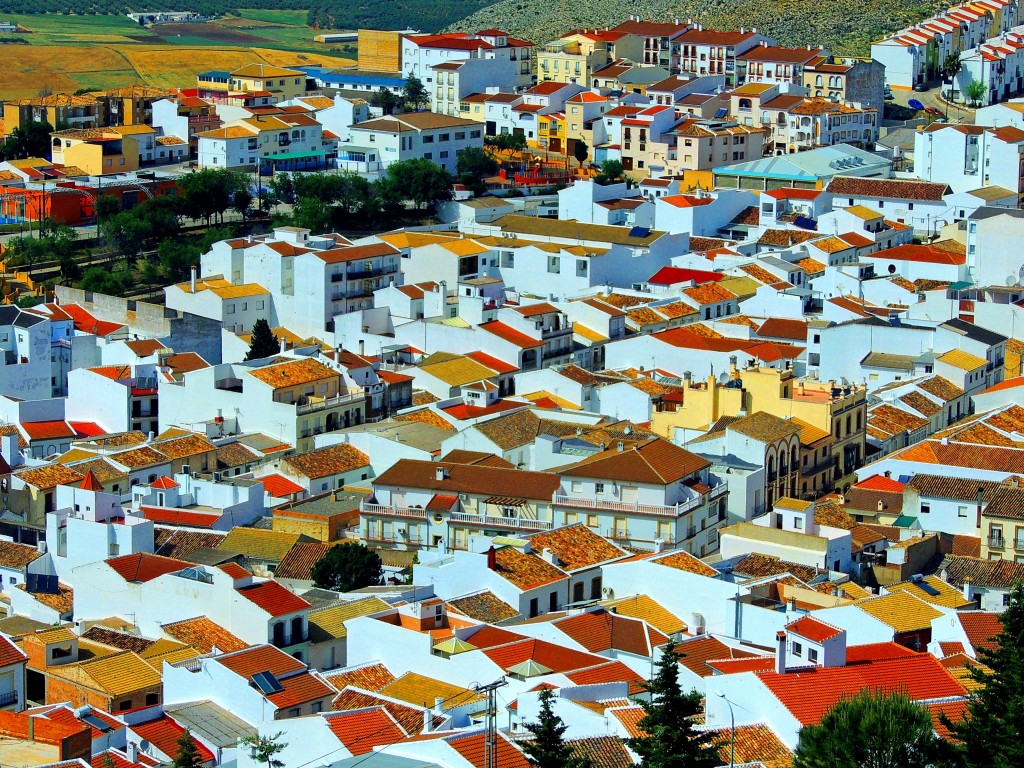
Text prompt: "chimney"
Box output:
[[486, 546, 497, 570], [279, 336, 287, 353], [775, 631, 787, 673], [786, 598, 797, 613], [683, 371, 692, 385], [963, 578, 975, 602], [127, 743, 139, 763], [837, 587, 846, 598], [190, 266, 197, 293], [358, 339, 365, 356], [977, 486, 986, 528], [0, 434, 19, 468], [434, 696, 445, 713], [653, 538, 666, 553], [423, 708, 434, 733], [435, 467, 448, 482], [541, 547, 559, 566]]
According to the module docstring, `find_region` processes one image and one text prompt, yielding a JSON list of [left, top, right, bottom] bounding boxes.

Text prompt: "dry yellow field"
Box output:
[[0, 45, 137, 98], [0, 43, 354, 98]]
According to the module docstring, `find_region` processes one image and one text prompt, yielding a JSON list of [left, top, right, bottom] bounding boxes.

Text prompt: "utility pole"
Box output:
[[473, 678, 508, 768]]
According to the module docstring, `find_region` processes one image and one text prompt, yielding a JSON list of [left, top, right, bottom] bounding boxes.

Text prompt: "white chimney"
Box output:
[[190, 266, 197, 293], [423, 708, 434, 733], [127, 743, 139, 763], [653, 538, 666, 553], [541, 547, 559, 566], [0, 434, 20, 468], [963, 579, 975, 602], [775, 631, 787, 673], [435, 467, 447, 482], [434, 696, 445, 713]]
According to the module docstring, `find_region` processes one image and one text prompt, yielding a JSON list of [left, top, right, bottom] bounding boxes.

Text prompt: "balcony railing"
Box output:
[[347, 266, 396, 280], [361, 502, 429, 520], [989, 534, 1005, 549], [606, 528, 630, 540], [0, 691, 17, 708], [448, 511, 554, 531], [295, 390, 362, 414], [553, 493, 704, 518]]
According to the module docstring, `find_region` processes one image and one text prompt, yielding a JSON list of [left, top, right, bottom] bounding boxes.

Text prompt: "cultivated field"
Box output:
[[0, 11, 355, 99]]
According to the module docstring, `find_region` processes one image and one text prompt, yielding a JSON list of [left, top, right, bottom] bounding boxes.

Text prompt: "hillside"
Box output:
[[0, 0, 497, 34], [451, 0, 950, 55]]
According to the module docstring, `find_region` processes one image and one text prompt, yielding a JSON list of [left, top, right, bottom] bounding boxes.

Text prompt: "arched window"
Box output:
[[815, 75, 823, 86]]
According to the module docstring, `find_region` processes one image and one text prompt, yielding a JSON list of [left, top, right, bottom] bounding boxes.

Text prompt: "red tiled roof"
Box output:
[[565, 660, 647, 695], [79, 471, 104, 492], [855, 474, 906, 493], [554, 610, 666, 656], [140, 506, 221, 528], [447, 731, 530, 768], [236, 580, 310, 617], [958, 611, 1003, 654], [69, 421, 107, 437], [21, 420, 76, 440], [62, 304, 126, 337], [648, 266, 723, 286], [466, 350, 519, 374], [260, 473, 305, 497], [868, 243, 966, 266], [267, 670, 336, 709], [785, 615, 844, 643], [764, 187, 823, 200], [217, 644, 306, 679], [479, 321, 542, 348], [131, 716, 215, 764], [759, 653, 967, 725], [483, 638, 604, 674], [0, 635, 27, 668], [43, 706, 121, 740], [106, 552, 188, 583], [325, 707, 407, 755], [843, 642, 917, 663]]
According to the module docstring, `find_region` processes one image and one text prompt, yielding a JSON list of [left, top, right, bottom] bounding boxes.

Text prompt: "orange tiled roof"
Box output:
[[161, 616, 249, 654]]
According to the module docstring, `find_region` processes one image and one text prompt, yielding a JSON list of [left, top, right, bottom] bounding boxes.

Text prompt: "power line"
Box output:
[[291, 678, 495, 768]]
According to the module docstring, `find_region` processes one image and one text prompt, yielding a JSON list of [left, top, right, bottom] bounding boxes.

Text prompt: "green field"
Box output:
[[235, 8, 310, 25]]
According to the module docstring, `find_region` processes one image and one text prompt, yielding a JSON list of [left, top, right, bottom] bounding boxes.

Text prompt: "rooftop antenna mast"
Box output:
[[473, 678, 508, 768]]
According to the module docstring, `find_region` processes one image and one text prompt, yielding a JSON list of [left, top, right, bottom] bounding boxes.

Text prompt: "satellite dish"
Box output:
[[1007, 275, 1017, 287]]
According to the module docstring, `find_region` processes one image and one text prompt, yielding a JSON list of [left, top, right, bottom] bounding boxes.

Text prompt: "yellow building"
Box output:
[[4, 93, 103, 134], [538, 112, 567, 153], [653, 364, 867, 492], [981, 485, 1024, 561], [230, 64, 307, 98], [537, 30, 642, 85], [50, 129, 140, 175], [96, 85, 174, 126], [357, 29, 403, 73]]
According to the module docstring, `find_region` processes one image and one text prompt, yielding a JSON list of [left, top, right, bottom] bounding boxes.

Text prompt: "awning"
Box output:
[[260, 150, 327, 161], [948, 281, 972, 291], [484, 496, 526, 506]]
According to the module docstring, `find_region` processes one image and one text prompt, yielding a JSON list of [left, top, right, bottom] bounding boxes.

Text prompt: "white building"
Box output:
[[340, 112, 484, 173]]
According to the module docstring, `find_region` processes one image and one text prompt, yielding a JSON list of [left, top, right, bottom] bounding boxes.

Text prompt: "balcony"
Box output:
[[989, 534, 1005, 549], [448, 511, 554, 531], [605, 528, 630, 541], [708, 482, 729, 501], [553, 493, 704, 517], [361, 502, 429, 520], [347, 266, 396, 280], [295, 390, 362, 414], [1015, 538, 1024, 551], [0, 691, 16, 708], [543, 347, 572, 361]]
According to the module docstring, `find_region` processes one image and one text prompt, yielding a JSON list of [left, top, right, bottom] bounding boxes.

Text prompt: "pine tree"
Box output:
[[793, 689, 950, 768], [948, 582, 1024, 768], [171, 728, 204, 768], [522, 688, 589, 768], [245, 318, 279, 361], [240, 732, 287, 768], [627, 641, 718, 768]]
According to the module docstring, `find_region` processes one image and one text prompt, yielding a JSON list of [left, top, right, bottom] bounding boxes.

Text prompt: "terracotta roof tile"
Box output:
[[492, 547, 566, 590], [284, 443, 370, 480], [236, 580, 310, 617], [652, 550, 719, 577], [381, 671, 483, 709], [131, 717, 215, 764], [219, 527, 301, 561], [161, 616, 249, 654], [248, 358, 338, 390], [674, 636, 757, 678], [447, 591, 520, 623], [107, 552, 188, 583], [827, 176, 949, 201]]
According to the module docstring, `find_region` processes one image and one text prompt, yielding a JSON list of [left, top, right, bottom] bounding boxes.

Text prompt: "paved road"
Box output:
[[888, 83, 975, 125]]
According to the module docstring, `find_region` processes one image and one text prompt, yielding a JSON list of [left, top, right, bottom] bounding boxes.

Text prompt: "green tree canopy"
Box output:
[[965, 79, 986, 106], [627, 641, 718, 768], [0, 120, 54, 161], [401, 75, 429, 111], [311, 543, 383, 592], [523, 688, 591, 768], [170, 728, 205, 768], [456, 146, 498, 181], [947, 582, 1024, 768], [383, 158, 454, 211], [245, 318, 279, 361], [794, 689, 952, 768], [372, 87, 398, 114], [573, 140, 589, 166], [240, 732, 287, 768], [595, 159, 624, 185], [178, 168, 249, 225]]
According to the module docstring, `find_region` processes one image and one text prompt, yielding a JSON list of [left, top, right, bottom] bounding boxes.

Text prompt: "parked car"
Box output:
[[924, 106, 942, 115], [913, 82, 928, 92]]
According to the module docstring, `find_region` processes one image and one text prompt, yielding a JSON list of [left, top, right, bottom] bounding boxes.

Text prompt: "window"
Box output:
[[595, 482, 605, 494], [145, 693, 159, 706], [792, 641, 803, 657], [586, 514, 598, 528], [921, 503, 930, 514], [529, 597, 539, 617], [288, 708, 301, 717], [118, 700, 132, 711], [808, 648, 819, 664], [958, 505, 969, 518]]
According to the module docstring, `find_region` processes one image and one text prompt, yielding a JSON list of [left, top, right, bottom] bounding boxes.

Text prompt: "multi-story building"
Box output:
[[342, 112, 483, 174], [537, 28, 641, 85], [669, 118, 768, 173], [0, 305, 51, 401], [738, 44, 826, 86], [803, 56, 887, 111], [208, 63, 307, 99], [3, 93, 103, 134], [914, 123, 1024, 201], [402, 30, 534, 90], [49, 129, 140, 176], [159, 356, 367, 452], [96, 85, 173, 126], [784, 99, 879, 151], [677, 26, 768, 84], [659, 364, 867, 496], [197, 113, 327, 173]]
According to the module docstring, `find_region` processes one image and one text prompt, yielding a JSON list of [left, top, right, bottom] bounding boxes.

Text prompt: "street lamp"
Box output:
[[714, 689, 736, 768]]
